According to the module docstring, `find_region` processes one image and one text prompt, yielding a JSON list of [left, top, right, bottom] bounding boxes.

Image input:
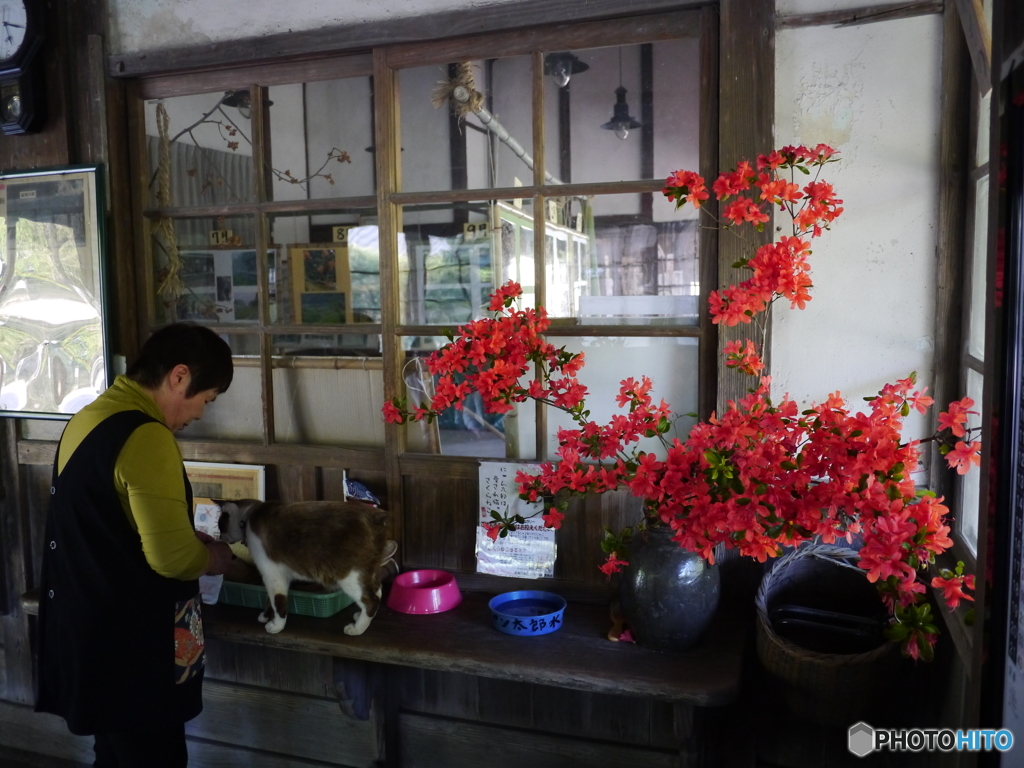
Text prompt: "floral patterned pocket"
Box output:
[[173, 596, 205, 684]]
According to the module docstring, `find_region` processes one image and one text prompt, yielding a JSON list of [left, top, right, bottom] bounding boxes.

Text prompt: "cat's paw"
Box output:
[[344, 621, 368, 636], [345, 610, 372, 635], [265, 616, 286, 634], [258, 611, 271, 624]]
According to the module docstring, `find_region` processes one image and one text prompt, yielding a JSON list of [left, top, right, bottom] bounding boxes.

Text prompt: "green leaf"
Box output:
[[796, 165, 810, 175], [901, 402, 911, 417]]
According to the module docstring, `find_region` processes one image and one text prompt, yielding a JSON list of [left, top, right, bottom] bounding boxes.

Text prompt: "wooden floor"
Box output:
[[0, 744, 87, 768]]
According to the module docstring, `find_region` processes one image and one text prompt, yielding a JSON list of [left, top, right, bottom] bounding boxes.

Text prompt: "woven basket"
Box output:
[[219, 580, 354, 618], [755, 543, 898, 726]]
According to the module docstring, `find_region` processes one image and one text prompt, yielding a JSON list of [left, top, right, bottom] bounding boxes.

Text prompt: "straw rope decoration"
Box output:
[[154, 102, 184, 300], [431, 61, 484, 121]]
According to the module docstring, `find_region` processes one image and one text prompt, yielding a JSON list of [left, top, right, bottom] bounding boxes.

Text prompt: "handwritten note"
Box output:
[[475, 461, 555, 579]]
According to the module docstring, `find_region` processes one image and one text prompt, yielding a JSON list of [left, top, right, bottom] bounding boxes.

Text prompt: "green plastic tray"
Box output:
[[218, 580, 354, 618]]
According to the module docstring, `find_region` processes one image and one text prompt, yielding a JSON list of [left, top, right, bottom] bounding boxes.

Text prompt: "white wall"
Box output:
[[108, 0, 531, 55], [771, 13, 942, 445]]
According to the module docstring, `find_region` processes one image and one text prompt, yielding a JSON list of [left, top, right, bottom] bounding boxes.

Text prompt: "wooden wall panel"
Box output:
[[276, 464, 320, 503], [399, 712, 679, 768], [398, 668, 679, 750], [0, 422, 33, 703], [187, 679, 380, 767], [23, 464, 52, 593], [205, 638, 335, 698], [401, 474, 478, 571]]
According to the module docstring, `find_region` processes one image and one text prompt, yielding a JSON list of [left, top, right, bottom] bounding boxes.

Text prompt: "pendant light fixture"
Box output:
[[543, 51, 589, 88], [600, 48, 641, 140]]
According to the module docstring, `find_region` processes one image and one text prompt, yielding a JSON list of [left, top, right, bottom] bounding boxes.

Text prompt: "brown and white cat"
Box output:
[[217, 499, 397, 636]]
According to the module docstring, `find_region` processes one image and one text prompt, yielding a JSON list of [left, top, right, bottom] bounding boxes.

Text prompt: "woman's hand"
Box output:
[[199, 534, 235, 576]]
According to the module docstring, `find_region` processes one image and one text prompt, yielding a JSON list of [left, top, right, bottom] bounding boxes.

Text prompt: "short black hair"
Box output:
[[126, 323, 233, 397]]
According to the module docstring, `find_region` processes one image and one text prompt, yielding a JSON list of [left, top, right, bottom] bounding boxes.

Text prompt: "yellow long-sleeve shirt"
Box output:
[[58, 375, 210, 580]]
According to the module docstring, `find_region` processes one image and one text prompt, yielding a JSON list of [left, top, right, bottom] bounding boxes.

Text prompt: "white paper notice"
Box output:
[[476, 461, 555, 579], [194, 501, 224, 604]]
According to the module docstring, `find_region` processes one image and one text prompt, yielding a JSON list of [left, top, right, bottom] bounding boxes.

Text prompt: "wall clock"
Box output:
[[0, 0, 44, 135]]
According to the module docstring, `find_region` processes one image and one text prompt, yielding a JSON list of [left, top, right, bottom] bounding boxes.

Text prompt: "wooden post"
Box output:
[[717, 0, 775, 411], [376, 49, 406, 558]]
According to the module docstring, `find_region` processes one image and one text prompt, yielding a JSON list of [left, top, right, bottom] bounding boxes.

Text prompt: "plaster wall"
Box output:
[[108, 0, 531, 55], [771, 14, 942, 443]]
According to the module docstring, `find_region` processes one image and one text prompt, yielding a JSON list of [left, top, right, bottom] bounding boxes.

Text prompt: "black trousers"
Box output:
[[93, 723, 187, 768]]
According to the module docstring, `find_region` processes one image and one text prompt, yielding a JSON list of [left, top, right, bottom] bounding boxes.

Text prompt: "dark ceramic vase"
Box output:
[[619, 525, 720, 651]]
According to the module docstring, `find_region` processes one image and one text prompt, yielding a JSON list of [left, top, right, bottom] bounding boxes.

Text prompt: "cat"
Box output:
[[216, 499, 397, 636]]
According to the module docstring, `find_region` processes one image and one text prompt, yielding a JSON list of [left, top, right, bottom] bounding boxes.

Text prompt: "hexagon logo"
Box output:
[[848, 722, 875, 757]]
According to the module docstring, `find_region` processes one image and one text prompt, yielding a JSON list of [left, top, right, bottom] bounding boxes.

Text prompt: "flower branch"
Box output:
[[383, 144, 979, 660]]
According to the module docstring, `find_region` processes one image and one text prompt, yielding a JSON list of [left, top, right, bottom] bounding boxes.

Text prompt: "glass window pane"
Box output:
[[400, 57, 534, 192], [178, 355, 262, 441], [268, 78, 375, 202], [145, 91, 255, 207], [976, 89, 991, 169], [269, 207, 380, 329], [543, 39, 700, 186], [268, 353, 385, 447], [968, 175, 989, 360], [399, 336, 512, 458], [545, 193, 699, 325], [152, 215, 261, 332], [541, 336, 699, 461], [957, 367, 984, 555], [401, 200, 533, 325]]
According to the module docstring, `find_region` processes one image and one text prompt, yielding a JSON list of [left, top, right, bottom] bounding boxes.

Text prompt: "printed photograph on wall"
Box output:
[[177, 248, 276, 323], [290, 243, 353, 324]]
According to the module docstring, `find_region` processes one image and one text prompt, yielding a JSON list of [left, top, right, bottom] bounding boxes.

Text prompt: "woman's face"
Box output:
[[168, 387, 220, 432], [153, 364, 221, 431]]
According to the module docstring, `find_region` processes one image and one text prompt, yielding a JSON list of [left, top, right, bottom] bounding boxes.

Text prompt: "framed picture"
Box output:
[[184, 460, 266, 501], [177, 247, 278, 323], [290, 243, 353, 324], [0, 166, 107, 419], [185, 461, 265, 603]]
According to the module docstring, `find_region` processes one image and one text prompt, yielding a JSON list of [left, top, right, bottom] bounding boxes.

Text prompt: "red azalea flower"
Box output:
[[542, 507, 565, 529]]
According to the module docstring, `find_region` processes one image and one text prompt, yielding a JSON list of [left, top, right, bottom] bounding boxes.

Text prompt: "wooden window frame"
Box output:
[[115, 1, 776, 592]]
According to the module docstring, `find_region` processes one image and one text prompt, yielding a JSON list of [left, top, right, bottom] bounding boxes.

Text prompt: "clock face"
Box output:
[[0, 0, 27, 62]]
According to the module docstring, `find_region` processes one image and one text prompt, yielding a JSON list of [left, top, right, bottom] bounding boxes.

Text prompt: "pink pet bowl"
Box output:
[[386, 569, 462, 614]]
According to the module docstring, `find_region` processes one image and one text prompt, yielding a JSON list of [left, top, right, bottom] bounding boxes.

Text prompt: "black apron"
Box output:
[[35, 410, 204, 735]]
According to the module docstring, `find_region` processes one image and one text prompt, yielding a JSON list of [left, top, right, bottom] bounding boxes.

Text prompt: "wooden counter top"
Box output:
[[22, 588, 748, 706], [204, 591, 748, 706]]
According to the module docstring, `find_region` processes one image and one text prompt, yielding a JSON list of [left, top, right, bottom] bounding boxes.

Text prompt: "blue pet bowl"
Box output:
[[489, 590, 567, 637]]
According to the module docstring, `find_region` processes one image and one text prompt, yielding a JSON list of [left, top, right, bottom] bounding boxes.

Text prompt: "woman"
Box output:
[[36, 323, 236, 768]]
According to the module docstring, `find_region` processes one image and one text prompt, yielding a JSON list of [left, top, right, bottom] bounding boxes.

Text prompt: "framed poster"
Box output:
[[0, 166, 108, 418], [184, 460, 266, 501], [185, 461, 265, 604], [177, 247, 277, 323], [290, 243, 353, 324]]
